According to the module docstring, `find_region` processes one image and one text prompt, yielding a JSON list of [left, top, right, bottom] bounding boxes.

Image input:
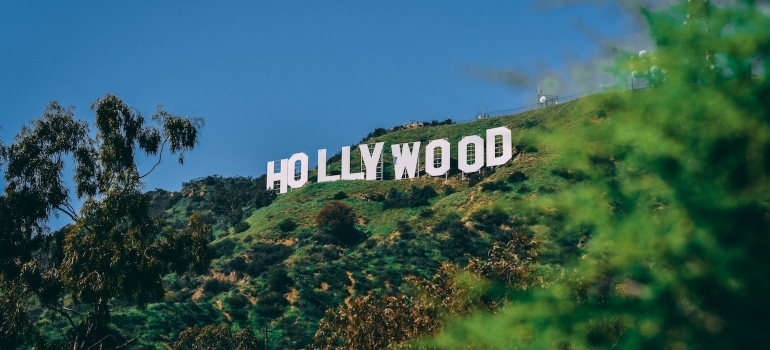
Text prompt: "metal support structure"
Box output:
[[360, 143, 384, 180], [537, 85, 558, 108], [261, 325, 272, 350], [272, 161, 281, 192], [461, 139, 481, 180]]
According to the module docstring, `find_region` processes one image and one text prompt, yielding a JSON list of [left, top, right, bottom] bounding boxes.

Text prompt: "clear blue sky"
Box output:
[[1, 1, 644, 195]]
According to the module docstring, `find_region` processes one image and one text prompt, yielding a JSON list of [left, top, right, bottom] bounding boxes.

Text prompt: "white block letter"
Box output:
[[287, 152, 309, 189], [391, 142, 421, 180], [458, 135, 484, 173], [266, 159, 288, 194], [425, 139, 450, 177], [317, 149, 340, 183], [486, 127, 512, 167], [341, 146, 365, 180], [359, 142, 384, 180]]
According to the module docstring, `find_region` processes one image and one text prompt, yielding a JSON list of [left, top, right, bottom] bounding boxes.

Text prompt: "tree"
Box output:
[[171, 324, 260, 350], [313, 234, 539, 349], [315, 200, 361, 244], [313, 291, 439, 350], [0, 94, 210, 349], [431, 1, 770, 348]]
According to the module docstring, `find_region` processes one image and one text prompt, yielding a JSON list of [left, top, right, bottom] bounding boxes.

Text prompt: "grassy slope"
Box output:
[[111, 94, 606, 349]]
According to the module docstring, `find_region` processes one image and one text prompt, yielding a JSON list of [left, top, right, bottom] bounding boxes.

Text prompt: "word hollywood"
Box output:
[[267, 126, 513, 194]]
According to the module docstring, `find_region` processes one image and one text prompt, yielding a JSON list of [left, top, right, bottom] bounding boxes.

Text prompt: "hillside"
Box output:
[[99, 94, 606, 349]]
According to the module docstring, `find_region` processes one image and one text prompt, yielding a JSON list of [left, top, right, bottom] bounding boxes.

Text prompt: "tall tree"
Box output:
[[0, 94, 211, 349]]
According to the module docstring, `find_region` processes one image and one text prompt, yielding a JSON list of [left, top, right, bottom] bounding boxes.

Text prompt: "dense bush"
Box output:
[[224, 243, 293, 277], [253, 188, 277, 209], [278, 218, 297, 232], [467, 167, 495, 187], [233, 221, 250, 233], [480, 180, 511, 192], [470, 206, 510, 233], [255, 291, 289, 319], [507, 171, 528, 183], [202, 278, 227, 296], [267, 265, 294, 293], [550, 167, 587, 182], [396, 220, 416, 240], [172, 324, 259, 350], [383, 185, 437, 209], [224, 292, 250, 310], [211, 239, 237, 258], [316, 200, 362, 245]]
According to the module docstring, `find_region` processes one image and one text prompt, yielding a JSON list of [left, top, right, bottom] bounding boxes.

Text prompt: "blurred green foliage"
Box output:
[[431, 1, 770, 348]]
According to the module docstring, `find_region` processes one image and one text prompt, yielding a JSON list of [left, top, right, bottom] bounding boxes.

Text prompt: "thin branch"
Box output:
[[56, 205, 78, 222], [55, 308, 78, 329], [139, 137, 168, 179], [54, 308, 77, 339], [64, 201, 79, 218], [115, 338, 136, 349], [62, 306, 86, 321], [85, 335, 112, 350]]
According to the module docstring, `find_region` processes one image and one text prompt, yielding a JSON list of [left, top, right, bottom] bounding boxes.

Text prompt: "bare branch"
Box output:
[[84, 335, 112, 350], [115, 338, 136, 349], [62, 306, 86, 320], [139, 137, 168, 179], [54, 308, 78, 338], [56, 205, 78, 222]]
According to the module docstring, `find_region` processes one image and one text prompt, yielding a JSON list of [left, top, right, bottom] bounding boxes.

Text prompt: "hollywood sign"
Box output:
[[267, 126, 513, 194]]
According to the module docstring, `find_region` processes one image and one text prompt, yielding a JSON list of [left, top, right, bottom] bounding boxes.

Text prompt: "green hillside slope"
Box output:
[[107, 94, 608, 349]]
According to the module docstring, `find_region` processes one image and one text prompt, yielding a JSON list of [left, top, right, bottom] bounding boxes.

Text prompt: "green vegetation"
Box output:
[[3, 1, 768, 349], [429, 1, 770, 349], [0, 94, 209, 349], [87, 88, 601, 348]]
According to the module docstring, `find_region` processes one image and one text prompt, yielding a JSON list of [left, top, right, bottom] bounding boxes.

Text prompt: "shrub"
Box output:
[[172, 324, 259, 350], [255, 291, 289, 319], [233, 221, 250, 233], [315, 201, 361, 244], [383, 186, 437, 209], [481, 180, 511, 192], [267, 266, 294, 293], [224, 292, 250, 310], [434, 213, 466, 237], [253, 189, 277, 209], [202, 278, 227, 296], [551, 168, 587, 182], [396, 220, 412, 234], [382, 188, 407, 209], [225, 256, 248, 274], [397, 220, 416, 240], [278, 218, 298, 232], [507, 171, 528, 183], [409, 185, 437, 206], [242, 243, 293, 277], [332, 191, 348, 200], [470, 206, 510, 233], [467, 168, 495, 187], [212, 239, 237, 258]]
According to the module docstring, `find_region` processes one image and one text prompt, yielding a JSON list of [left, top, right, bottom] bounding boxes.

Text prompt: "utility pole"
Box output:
[[261, 324, 272, 350]]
